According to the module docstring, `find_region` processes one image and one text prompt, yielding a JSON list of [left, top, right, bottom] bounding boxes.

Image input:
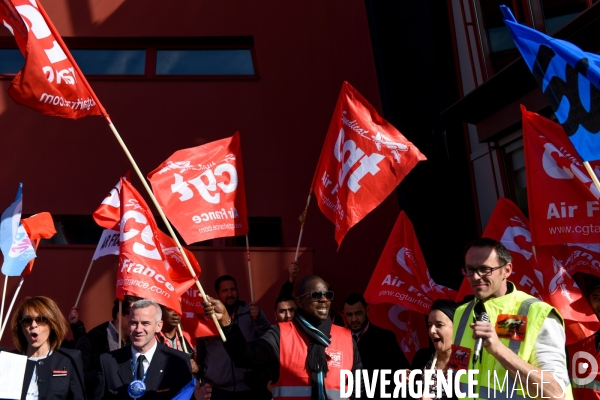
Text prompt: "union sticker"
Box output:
[[326, 348, 342, 368], [447, 345, 471, 370], [496, 314, 527, 341]]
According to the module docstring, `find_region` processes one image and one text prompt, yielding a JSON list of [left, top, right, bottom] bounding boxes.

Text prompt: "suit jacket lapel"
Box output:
[[21, 360, 36, 400], [145, 345, 166, 390], [117, 356, 134, 387]]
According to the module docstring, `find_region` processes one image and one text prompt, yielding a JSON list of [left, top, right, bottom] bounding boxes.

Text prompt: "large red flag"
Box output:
[[148, 132, 248, 244], [364, 211, 455, 314], [367, 303, 429, 364], [99, 178, 184, 313], [522, 106, 600, 245], [455, 198, 544, 302], [311, 82, 426, 246], [20, 212, 56, 277], [535, 245, 600, 344], [0, 0, 106, 118]]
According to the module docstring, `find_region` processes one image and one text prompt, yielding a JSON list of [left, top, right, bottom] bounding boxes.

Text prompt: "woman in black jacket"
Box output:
[[10, 296, 86, 400]]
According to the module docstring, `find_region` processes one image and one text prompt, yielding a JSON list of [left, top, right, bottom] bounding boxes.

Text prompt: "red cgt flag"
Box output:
[[148, 132, 249, 244], [0, 0, 106, 118], [95, 178, 186, 313], [367, 303, 429, 364], [522, 106, 600, 245], [535, 245, 600, 344], [311, 82, 426, 246], [455, 198, 544, 302], [20, 212, 56, 277], [364, 211, 455, 314]]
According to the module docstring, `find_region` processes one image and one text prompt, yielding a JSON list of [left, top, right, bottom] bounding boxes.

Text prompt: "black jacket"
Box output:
[[20, 347, 86, 400], [356, 322, 410, 371], [75, 321, 113, 398], [94, 342, 193, 400]]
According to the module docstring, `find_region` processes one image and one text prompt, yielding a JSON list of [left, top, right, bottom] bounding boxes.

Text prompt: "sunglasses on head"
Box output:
[[298, 290, 334, 301], [20, 316, 49, 328]]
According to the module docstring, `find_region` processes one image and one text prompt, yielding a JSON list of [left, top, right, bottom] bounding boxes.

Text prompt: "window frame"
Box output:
[[0, 36, 259, 81]]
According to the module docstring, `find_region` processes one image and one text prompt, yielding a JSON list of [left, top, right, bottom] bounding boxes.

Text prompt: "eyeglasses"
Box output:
[[298, 291, 334, 301], [462, 264, 507, 277], [20, 316, 50, 328]]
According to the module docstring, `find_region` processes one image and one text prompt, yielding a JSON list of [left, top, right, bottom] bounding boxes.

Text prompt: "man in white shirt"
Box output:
[[94, 300, 195, 400]]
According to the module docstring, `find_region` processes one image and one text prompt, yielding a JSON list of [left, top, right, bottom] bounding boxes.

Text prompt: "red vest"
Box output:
[[569, 335, 600, 400], [272, 321, 354, 400]]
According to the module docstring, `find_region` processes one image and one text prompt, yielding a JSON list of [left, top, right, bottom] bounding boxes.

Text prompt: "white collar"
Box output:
[[131, 339, 158, 364]]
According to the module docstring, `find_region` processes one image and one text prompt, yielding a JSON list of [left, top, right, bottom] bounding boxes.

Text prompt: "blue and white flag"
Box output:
[[501, 5, 600, 161], [0, 184, 36, 276]]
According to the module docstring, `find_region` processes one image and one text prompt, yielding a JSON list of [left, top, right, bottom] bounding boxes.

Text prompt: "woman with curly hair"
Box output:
[[10, 296, 86, 399]]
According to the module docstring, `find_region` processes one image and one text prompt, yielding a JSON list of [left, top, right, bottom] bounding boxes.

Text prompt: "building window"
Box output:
[[479, 1, 525, 72], [500, 135, 527, 215], [70, 49, 146, 75], [156, 49, 254, 76], [0, 37, 256, 79]]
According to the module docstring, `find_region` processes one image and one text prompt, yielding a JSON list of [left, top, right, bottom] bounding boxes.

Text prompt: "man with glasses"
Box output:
[[202, 274, 362, 399], [452, 238, 572, 400]]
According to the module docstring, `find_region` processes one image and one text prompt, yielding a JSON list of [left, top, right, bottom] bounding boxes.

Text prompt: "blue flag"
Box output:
[[0, 184, 36, 276], [501, 5, 600, 161], [171, 379, 196, 400]]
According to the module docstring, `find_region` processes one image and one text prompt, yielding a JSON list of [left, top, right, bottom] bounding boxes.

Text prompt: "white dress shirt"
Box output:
[[130, 340, 158, 376]]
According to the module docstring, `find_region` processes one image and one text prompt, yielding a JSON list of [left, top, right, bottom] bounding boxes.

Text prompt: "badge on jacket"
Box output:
[[447, 345, 471, 370], [495, 314, 527, 341], [52, 370, 68, 376]]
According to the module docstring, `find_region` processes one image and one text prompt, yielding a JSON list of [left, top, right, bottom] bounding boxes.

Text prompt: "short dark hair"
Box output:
[[295, 275, 323, 296], [344, 293, 367, 307], [465, 238, 512, 265], [274, 295, 296, 310], [215, 275, 237, 293], [111, 295, 142, 320]]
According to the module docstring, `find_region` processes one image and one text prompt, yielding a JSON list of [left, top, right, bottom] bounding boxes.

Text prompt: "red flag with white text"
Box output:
[[368, 303, 429, 364], [455, 198, 544, 302], [148, 132, 248, 244], [364, 211, 456, 314], [522, 107, 600, 245], [535, 245, 600, 344], [97, 178, 183, 313], [311, 82, 426, 246], [0, 0, 106, 118]]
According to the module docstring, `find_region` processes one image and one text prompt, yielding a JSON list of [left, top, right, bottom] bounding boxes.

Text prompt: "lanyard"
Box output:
[[354, 322, 370, 343], [131, 356, 149, 383]]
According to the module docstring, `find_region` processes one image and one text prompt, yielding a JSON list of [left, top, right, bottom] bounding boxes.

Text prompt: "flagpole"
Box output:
[[0, 275, 7, 330], [245, 234, 254, 303], [583, 162, 600, 194], [118, 300, 122, 349], [177, 324, 189, 353], [294, 193, 312, 262], [49, 17, 225, 341], [0, 277, 24, 341], [74, 259, 95, 308]]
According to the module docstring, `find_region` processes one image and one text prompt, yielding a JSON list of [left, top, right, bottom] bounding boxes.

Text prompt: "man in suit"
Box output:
[[343, 293, 409, 399], [94, 300, 194, 400]]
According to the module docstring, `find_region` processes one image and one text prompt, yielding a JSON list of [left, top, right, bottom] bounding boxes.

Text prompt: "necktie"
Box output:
[[136, 355, 146, 380]]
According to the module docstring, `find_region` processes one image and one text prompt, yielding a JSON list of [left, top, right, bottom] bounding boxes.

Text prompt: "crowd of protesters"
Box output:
[[2, 238, 600, 399]]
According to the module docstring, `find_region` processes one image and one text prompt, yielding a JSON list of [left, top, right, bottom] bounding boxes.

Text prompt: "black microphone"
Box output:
[[473, 312, 489, 366]]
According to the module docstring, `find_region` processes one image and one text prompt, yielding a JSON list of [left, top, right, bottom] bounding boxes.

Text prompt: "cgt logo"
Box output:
[[572, 351, 599, 386]]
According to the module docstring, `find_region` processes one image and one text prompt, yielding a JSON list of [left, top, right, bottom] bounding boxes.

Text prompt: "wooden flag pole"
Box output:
[[0, 275, 7, 331], [118, 300, 122, 349], [245, 234, 254, 303], [294, 193, 312, 262], [583, 162, 600, 194], [177, 324, 189, 353], [105, 122, 226, 342], [0, 277, 24, 341], [74, 259, 95, 308]]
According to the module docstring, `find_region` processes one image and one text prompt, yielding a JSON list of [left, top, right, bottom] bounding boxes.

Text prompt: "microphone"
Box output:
[[473, 312, 489, 366]]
